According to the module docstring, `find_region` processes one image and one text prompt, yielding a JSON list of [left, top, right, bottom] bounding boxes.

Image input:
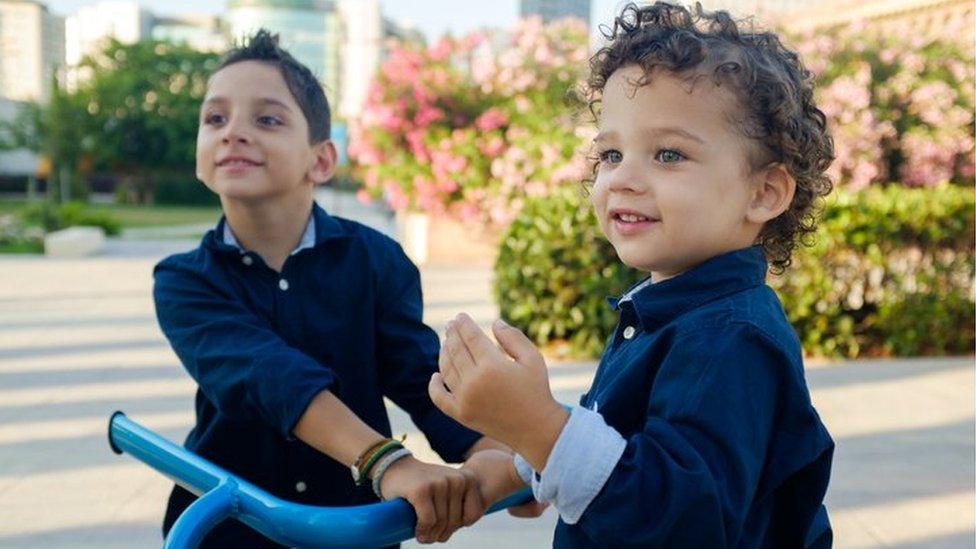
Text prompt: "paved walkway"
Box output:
[[0, 204, 972, 547]]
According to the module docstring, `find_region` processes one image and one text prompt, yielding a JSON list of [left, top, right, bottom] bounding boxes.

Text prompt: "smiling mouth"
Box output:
[[611, 212, 659, 223], [217, 159, 263, 167]]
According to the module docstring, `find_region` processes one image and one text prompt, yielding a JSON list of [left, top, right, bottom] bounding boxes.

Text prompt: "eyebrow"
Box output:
[[594, 126, 705, 145], [203, 96, 294, 112]]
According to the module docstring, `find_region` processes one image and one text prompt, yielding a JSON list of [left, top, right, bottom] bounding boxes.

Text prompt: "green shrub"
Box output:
[[153, 174, 219, 206], [495, 185, 975, 358], [769, 184, 975, 357], [20, 201, 121, 236], [0, 213, 44, 253]]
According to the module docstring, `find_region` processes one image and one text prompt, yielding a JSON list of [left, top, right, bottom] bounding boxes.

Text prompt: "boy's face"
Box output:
[[591, 64, 767, 281], [196, 60, 333, 204]]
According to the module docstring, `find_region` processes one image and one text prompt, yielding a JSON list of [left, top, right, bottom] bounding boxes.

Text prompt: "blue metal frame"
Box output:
[[108, 411, 535, 549]]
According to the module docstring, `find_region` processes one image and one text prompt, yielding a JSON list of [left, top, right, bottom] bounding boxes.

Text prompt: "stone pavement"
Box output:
[[0, 210, 972, 547]]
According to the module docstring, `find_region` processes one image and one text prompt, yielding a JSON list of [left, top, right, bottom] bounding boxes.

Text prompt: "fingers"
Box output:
[[461, 471, 485, 527], [454, 313, 506, 364], [412, 489, 437, 543], [428, 373, 458, 418], [429, 477, 449, 543], [507, 500, 550, 518], [438, 343, 460, 389], [492, 318, 543, 366], [438, 474, 465, 543], [443, 321, 477, 383]]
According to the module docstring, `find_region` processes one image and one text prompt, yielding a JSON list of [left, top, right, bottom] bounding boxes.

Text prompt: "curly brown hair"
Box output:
[[584, 2, 834, 273]]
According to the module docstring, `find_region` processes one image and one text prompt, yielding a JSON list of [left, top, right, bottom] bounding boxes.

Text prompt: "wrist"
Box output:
[[511, 400, 569, 471]]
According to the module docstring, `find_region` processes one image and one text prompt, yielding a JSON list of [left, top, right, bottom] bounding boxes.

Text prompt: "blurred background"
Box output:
[[0, 0, 973, 547]]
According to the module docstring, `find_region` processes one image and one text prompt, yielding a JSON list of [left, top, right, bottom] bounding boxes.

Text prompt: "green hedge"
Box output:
[[152, 174, 220, 206], [21, 201, 121, 236], [494, 185, 975, 358]]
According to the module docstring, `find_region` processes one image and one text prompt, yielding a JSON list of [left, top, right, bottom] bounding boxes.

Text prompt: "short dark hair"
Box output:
[[217, 29, 331, 143], [586, 2, 835, 273]]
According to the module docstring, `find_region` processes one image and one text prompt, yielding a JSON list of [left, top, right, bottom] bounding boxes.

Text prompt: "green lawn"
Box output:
[[0, 199, 222, 228]]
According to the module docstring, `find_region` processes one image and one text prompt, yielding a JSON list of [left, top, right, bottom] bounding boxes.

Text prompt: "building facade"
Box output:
[[152, 14, 228, 53], [0, 0, 64, 102], [226, 0, 341, 110], [520, 0, 591, 23]]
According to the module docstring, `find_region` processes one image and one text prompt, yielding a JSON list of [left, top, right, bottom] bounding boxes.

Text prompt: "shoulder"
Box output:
[[328, 215, 416, 274], [672, 285, 801, 360]]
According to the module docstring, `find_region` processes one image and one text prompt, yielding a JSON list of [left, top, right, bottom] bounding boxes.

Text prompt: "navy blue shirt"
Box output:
[[554, 246, 834, 548], [153, 203, 481, 546]]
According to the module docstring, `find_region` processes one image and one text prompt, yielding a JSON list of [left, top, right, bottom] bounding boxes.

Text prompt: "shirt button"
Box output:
[[295, 481, 306, 493], [279, 279, 289, 291], [623, 326, 636, 339], [241, 255, 253, 266]]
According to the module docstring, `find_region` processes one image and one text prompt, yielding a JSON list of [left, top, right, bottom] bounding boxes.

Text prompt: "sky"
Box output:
[[43, 0, 631, 42]]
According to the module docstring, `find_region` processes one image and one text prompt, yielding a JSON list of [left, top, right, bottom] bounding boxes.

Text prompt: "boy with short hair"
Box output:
[[154, 30, 497, 547], [433, 3, 836, 547]]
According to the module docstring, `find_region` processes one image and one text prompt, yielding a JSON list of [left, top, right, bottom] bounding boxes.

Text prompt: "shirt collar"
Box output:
[[223, 212, 316, 256], [611, 246, 768, 332], [205, 201, 349, 255]]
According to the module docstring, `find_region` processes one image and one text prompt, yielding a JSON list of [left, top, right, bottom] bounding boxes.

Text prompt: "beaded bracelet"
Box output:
[[357, 440, 404, 486], [371, 447, 413, 500]]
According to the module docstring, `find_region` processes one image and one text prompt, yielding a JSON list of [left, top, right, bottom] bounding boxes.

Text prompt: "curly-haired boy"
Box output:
[[429, 2, 836, 547]]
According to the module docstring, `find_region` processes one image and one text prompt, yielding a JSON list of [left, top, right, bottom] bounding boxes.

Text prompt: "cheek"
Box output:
[[195, 134, 211, 177]]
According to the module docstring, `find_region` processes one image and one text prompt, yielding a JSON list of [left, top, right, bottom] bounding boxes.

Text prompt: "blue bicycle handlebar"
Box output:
[[108, 411, 535, 549]]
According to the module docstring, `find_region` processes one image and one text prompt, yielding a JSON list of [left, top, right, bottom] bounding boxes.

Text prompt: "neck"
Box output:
[[222, 191, 314, 272]]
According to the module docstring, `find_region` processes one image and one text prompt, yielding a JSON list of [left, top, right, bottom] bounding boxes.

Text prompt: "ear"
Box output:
[[307, 140, 338, 185], [746, 163, 795, 224]]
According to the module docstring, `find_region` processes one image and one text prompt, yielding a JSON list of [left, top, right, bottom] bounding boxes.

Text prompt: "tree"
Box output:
[[1, 39, 220, 204], [76, 39, 220, 203]]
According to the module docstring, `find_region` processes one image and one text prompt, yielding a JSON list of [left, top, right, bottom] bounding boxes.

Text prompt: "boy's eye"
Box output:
[[258, 116, 283, 126], [599, 149, 623, 164], [203, 113, 225, 125], [655, 149, 685, 163]]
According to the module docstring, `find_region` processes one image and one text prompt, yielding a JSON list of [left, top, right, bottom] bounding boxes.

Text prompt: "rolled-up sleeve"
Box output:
[[154, 262, 339, 439]]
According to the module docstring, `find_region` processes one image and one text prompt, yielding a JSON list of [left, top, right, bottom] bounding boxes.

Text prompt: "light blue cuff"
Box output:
[[513, 452, 534, 485], [532, 405, 626, 524]]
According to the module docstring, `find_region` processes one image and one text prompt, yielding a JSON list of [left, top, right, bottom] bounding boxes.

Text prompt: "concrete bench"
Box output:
[[44, 226, 105, 258]]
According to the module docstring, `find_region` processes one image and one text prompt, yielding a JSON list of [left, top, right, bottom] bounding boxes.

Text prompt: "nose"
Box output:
[[220, 116, 251, 145], [602, 157, 646, 195]]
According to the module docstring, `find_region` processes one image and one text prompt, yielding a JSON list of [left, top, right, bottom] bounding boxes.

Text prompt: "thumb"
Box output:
[[492, 319, 543, 367]]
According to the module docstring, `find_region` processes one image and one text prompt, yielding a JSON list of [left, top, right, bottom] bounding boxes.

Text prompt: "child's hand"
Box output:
[[462, 449, 549, 519], [378, 455, 485, 543], [461, 449, 524, 504], [428, 313, 569, 470]]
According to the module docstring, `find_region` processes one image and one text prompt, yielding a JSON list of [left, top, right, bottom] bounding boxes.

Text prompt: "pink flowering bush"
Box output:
[[794, 26, 975, 189], [348, 17, 591, 225]]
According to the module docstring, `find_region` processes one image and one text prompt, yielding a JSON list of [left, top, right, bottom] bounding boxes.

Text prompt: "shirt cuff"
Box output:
[[533, 405, 626, 525], [513, 452, 534, 485]]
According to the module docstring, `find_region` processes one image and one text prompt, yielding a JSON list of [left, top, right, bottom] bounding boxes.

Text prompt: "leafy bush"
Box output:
[[769, 185, 975, 357], [0, 214, 44, 253], [495, 185, 975, 358], [349, 17, 591, 226], [153, 174, 219, 206], [21, 201, 121, 236]]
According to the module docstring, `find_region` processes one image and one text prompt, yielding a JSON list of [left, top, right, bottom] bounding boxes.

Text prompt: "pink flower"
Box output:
[[475, 107, 508, 132], [428, 38, 453, 62]]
